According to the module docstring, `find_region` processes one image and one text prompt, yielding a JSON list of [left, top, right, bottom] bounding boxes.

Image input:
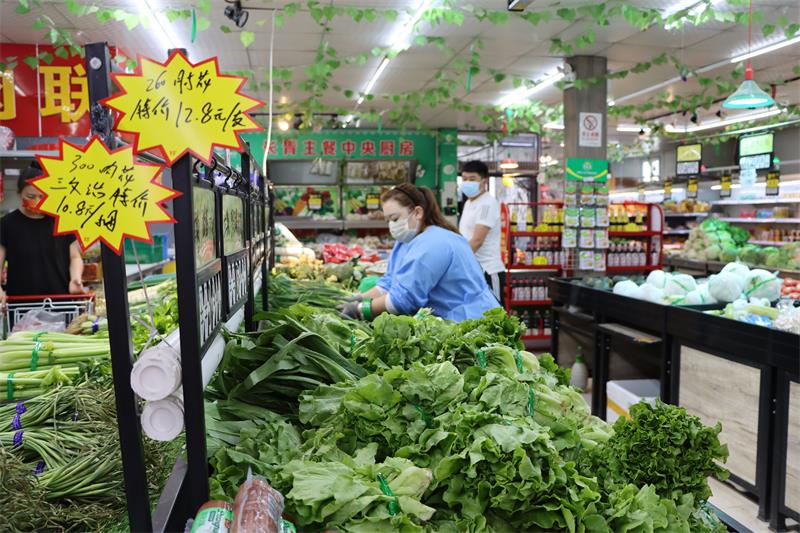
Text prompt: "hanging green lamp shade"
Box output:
[[723, 64, 774, 109]]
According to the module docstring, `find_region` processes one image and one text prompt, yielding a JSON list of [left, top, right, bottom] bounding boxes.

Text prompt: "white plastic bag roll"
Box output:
[[141, 393, 184, 442], [130, 346, 182, 401]]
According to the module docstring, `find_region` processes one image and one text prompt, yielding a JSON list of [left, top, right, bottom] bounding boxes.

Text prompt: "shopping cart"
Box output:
[[2, 293, 95, 339]]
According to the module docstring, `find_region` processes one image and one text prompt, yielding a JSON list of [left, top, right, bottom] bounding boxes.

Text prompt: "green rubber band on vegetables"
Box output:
[[30, 341, 41, 371], [475, 350, 487, 368], [361, 299, 373, 321], [6, 372, 13, 401], [376, 473, 399, 516]]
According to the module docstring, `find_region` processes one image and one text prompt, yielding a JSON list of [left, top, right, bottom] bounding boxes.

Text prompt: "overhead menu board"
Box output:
[[738, 132, 774, 172], [676, 143, 702, 176]]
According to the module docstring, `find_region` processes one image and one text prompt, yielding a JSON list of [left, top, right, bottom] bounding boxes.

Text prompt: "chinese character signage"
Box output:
[[0, 44, 118, 137], [31, 137, 178, 254], [676, 143, 702, 176], [265, 133, 419, 159], [565, 158, 608, 183], [578, 112, 602, 148], [101, 51, 264, 164]]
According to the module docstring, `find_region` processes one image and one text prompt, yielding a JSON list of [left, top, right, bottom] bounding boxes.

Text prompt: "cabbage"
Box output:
[[749, 297, 770, 307], [739, 245, 764, 265], [743, 269, 782, 301], [708, 272, 744, 303], [664, 273, 696, 296], [640, 283, 665, 304], [704, 244, 721, 261], [720, 246, 740, 264], [683, 290, 704, 305], [613, 280, 642, 299], [646, 270, 667, 289], [720, 262, 750, 286], [697, 283, 717, 304]]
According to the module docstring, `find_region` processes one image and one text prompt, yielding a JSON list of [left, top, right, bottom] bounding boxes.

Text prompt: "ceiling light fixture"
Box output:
[[138, 0, 179, 53], [665, 107, 782, 133], [354, 0, 434, 107], [277, 119, 290, 131], [725, 0, 774, 109], [543, 121, 565, 130], [498, 71, 565, 107], [730, 35, 800, 64], [616, 124, 651, 133]]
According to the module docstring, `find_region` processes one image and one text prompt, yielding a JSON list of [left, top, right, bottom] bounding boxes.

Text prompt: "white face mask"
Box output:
[[388, 214, 419, 243]]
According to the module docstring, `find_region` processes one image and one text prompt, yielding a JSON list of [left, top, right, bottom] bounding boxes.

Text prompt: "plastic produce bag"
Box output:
[[743, 269, 782, 301], [645, 269, 667, 289], [720, 262, 750, 285], [664, 273, 696, 297], [708, 272, 744, 303], [613, 280, 642, 299], [11, 309, 68, 333]]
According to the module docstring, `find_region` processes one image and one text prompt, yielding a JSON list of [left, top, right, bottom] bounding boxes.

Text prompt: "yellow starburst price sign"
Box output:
[[31, 137, 179, 255], [101, 51, 264, 165]]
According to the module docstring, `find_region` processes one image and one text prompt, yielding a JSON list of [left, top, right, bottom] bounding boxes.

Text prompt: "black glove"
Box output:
[[340, 302, 363, 320]]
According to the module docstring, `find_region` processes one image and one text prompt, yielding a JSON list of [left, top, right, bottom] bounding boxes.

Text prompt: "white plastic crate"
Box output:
[[606, 379, 660, 423]]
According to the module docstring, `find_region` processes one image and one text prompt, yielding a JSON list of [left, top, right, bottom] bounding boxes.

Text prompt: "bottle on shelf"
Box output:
[[569, 347, 589, 390]]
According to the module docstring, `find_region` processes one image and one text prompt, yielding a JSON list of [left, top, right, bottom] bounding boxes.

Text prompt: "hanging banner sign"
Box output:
[[101, 51, 264, 165], [720, 174, 732, 198], [663, 179, 673, 200], [31, 137, 178, 254], [766, 171, 780, 196], [687, 177, 698, 199], [676, 143, 702, 176], [565, 158, 608, 183]]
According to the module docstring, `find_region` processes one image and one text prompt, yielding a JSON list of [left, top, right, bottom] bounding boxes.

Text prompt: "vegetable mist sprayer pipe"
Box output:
[[141, 391, 184, 442]]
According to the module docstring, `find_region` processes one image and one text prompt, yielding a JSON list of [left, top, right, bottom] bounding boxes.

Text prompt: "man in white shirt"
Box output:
[[458, 160, 506, 306]]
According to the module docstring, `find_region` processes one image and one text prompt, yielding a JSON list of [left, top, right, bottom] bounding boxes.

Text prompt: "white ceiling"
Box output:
[[1, 0, 799, 135]]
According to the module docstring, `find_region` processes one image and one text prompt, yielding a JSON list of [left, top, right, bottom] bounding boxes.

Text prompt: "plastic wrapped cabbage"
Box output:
[[739, 244, 764, 265], [613, 280, 642, 299], [720, 262, 750, 286], [708, 272, 744, 303], [646, 270, 668, 289], [682, 290, 704, 305], [743, 269, 782, 301], [639, 283, 665, 304], [697, 283, 717, 304], [664, 273, 696, 296]]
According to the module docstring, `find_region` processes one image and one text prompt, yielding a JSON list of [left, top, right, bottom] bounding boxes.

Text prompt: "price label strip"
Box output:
[[308, 194, 322, 211], [687, 177, 698, 199], [32, 137, 178, 254], [766, 171, 780, 196], [720, 174, 732, 198], [101, 51, 264, 165]]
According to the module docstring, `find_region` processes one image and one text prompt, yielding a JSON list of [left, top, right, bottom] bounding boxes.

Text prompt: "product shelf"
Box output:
[[664, 212, 710, 217], [713, 198, 800, 205], [749, 240, 794, 246], [510, 231, 562, 237], [608, 230, 660, 237], [718, 217, 800, 224], [664, 229, 692, 235], [509, 299, 552, 306], [509, 264, 563, 270], [606, 265, 660, 273], [522, 334, 551, 341]]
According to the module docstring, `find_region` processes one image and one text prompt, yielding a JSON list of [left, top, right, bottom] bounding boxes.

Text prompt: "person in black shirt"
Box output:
[[0, 164, 84, 307]]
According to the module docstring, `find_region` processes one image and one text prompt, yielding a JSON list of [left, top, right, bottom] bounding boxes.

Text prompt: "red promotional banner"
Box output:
[[0, 44, 120, 138]]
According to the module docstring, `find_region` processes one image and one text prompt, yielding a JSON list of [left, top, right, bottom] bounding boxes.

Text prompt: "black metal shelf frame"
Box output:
[[85, 42, 272, 532], [548, 278, 800, 528]]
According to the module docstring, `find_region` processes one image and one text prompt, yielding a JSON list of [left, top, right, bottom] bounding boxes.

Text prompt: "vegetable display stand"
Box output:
[[501, 202, 564, 345], [85, 43, 271, 532], [606, 201, 664, 273], [549, 277, 800, 528]]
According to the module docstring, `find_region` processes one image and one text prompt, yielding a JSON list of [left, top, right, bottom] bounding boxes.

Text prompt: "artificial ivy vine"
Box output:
[[2, 0, 798, 141]]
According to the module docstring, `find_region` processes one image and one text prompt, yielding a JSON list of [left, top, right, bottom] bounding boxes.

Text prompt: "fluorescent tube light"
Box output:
[[354, 0, 433, 106], [138, 0, 179, 54], [543, 121, 564, 130], [610, 187, 685, 198], [617, 124, 651, 133], [498, 71, 564, 107], [731, 35, 800, 63], [664, 108, 782, 133]]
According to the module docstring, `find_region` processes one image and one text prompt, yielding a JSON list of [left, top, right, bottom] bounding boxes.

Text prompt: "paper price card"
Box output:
[[687, 177, 698, 199], [720, 175, 732, 198], [102, 51, 264, 165], [766, 171, 780, 196], [663, 179, 673, 200], [32, 137, 178, 254]]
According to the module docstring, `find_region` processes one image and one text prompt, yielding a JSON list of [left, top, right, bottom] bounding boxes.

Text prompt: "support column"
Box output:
[[563, 56, 608, 160]]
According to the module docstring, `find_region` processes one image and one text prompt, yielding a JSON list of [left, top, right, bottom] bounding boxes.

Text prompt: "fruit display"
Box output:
[[663, 199, 711, 213], [274, 186, 340, 219]]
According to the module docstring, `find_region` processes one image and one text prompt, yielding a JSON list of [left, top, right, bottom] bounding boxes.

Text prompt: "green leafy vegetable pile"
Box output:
[[268, 273, 351, 310]]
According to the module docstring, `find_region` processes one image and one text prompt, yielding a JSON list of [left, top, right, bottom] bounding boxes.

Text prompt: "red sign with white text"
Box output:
[[0, 44, 119, 137]]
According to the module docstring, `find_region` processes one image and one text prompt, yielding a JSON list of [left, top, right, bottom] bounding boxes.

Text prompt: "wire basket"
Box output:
[[2, 293, 95, 338]]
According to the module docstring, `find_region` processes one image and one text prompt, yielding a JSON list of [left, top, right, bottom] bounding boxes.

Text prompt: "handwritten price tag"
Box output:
[[102, 51, 263, 165], [32, 137, 178, 254]]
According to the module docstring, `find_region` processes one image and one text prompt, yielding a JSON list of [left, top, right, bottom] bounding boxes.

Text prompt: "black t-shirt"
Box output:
[[0, 210, 76, 296]]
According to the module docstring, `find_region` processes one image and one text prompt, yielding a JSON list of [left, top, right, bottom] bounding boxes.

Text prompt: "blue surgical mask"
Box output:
[[459, 181, 481, 198]]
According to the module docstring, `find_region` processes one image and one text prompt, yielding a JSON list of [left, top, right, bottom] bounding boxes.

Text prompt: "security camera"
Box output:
[[224, 1, 249, 28]]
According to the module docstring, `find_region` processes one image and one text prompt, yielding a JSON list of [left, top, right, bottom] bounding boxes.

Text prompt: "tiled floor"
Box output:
[[708, 478, 770, 533]]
